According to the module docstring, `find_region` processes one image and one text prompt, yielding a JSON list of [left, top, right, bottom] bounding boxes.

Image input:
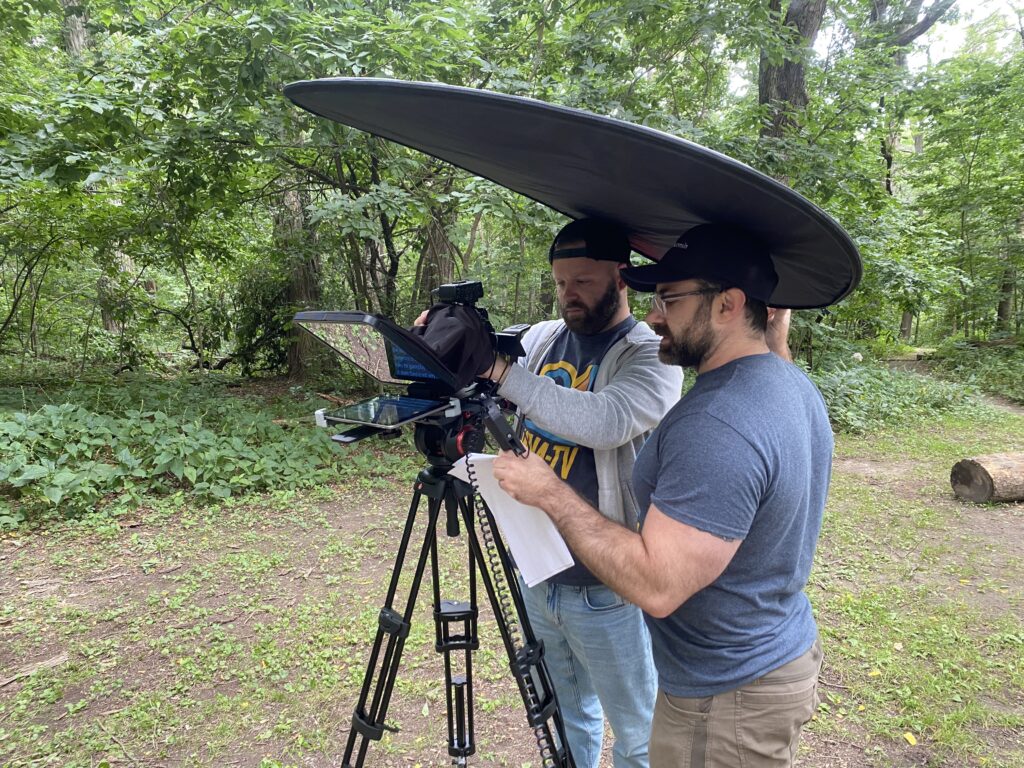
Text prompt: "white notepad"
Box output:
[[449, 453, 574, 587]]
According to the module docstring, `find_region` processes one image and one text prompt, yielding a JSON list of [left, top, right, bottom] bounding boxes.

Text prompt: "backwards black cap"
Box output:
[[548, 218, 631, 264], [621, 224, 778, 303]]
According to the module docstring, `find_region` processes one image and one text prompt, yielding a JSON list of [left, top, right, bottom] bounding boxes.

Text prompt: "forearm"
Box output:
[[498, 353, 681, 450], [766, 308, 792, 361], [539, 485, 675, 615]]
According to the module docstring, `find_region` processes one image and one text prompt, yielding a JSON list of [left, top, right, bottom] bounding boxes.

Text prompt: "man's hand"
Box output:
[[481, 354, 510, 383], [413, 309, 430, 326], [493, 449, 562, 509], [766, 307, 792, 362]]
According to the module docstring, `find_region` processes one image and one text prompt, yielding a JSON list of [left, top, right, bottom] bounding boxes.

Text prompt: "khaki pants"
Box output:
[[649, 639, 822, 768]]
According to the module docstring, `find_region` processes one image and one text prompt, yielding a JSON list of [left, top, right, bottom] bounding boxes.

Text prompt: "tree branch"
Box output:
[[893, 0, 957, 47]]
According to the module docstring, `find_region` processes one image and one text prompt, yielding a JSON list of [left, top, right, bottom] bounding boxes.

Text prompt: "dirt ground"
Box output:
[[3, 400, 1023, 767]]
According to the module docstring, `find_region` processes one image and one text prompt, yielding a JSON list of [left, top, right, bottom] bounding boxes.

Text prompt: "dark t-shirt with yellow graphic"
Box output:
[[523, 316, 637, 585]]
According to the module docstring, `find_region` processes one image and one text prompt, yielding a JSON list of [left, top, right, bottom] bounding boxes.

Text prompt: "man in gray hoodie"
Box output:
[[480, 218, 683, 768]]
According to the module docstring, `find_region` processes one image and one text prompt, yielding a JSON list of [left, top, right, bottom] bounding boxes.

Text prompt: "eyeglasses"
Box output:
[[651, 289, 717, 314]]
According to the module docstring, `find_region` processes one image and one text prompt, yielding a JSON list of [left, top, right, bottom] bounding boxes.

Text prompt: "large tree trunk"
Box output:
[[755, 0, 826, 364], [59, 0, 89, 57], [409, 189, 459, 321], [758, 0, 827, 142], [275, 186, 321, 381]]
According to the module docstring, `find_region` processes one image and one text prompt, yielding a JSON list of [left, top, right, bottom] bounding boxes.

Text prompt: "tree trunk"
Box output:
[[996, 263, 1014, 333], [537, 271, 556, 319], [409, 203, 458, 320], [951, 453, 1024, 503], [275, 186, 321, 381], [899, 310, 913, 341], [97, 275, 121, 334], [59, 0, 89, 57], [758, 0, 827, 141]]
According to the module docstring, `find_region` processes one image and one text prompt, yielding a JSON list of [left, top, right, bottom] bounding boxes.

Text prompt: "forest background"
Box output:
[[5, 0, 1024, 518], [3, 0, 1023, 382]]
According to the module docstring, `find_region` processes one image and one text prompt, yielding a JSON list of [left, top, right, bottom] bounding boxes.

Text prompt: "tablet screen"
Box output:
[[325, 396, 449, 428]]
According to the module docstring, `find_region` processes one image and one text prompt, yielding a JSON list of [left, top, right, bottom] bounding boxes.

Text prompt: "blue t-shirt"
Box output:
[[632, 353, 833, 697], [524, 316, 636, 585]]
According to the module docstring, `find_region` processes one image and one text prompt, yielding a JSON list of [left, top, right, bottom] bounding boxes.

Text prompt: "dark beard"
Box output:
[[652, 302, 713, 369], [561, 280, 621, 335]]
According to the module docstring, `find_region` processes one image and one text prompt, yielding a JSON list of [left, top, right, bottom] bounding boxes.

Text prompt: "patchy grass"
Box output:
[[2, 404, 1023, 767], [812, 404, 1024, 767]]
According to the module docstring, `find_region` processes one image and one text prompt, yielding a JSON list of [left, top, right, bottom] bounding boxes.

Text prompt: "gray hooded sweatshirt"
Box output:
[[497, 318, 683, 531]]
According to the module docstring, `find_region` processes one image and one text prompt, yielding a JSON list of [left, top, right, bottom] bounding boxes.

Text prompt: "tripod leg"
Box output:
[[459, 495, 576, 768], [342, 485, 443, 768], [434, 486, 479, 766]]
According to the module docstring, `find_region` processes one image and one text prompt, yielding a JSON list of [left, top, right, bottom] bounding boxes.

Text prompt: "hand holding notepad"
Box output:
[[449, 453, 573, 587]]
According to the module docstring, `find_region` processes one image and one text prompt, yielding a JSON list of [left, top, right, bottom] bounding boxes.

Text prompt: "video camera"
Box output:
[[295, 281, 528, 466]]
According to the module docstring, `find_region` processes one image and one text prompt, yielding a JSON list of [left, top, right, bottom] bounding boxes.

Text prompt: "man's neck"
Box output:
[[600, 302, 632, 333], [697, 335, 770, 375]]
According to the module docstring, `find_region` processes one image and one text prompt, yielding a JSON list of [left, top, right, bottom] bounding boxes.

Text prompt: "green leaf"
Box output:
[[43, 486, 65, 505], [11, 464, 49, 486], [210, 485, 232, 499], [169, 457, 185, 481]]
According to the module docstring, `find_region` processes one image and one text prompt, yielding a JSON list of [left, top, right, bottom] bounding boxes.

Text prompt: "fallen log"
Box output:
[[950, 453, 1024, 503]]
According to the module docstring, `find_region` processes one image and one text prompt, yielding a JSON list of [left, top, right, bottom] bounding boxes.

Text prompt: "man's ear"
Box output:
[[614, 263, 629, 289], [717, 288, 748, 320]]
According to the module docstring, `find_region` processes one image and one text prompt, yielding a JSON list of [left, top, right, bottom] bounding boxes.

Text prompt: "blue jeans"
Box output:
[[522, 578, 656, 768]]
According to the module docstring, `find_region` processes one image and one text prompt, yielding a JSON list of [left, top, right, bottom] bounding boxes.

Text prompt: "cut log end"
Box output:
[[951, 459, 995, 503], [951, 453, 1024, 503]]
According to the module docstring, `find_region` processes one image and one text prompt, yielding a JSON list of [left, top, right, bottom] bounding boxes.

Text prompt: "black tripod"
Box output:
[[341, 450, 575, 767]]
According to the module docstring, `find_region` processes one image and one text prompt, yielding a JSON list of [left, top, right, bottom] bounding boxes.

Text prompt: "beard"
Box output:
[[560, 280, 622, 335], [651, 300, 714, 369]]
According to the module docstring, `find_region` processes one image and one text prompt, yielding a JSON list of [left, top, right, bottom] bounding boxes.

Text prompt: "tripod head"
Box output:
[[412, 383, 524, 469]]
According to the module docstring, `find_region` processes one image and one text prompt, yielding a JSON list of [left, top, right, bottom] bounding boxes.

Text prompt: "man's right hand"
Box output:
[[414, 309, 430, 326], [481, 354, 510, 383]]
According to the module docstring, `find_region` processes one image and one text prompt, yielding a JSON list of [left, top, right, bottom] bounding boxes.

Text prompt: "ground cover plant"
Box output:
[[0, 375, 421, 530], [810, 361, 979, 434], [927, 341, 1024, 404], [1, 375, 1022, 767]]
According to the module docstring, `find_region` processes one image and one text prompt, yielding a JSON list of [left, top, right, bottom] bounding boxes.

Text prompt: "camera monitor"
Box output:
[[294, 310, 461, 433]]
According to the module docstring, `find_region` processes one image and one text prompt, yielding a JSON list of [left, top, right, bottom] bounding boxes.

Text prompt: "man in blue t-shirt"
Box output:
[[482, 218, 682, 768], [494, 223, 832, 768]]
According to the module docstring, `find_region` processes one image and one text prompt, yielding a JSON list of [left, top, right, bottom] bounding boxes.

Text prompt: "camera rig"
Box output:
[[294, 282, 575, 767], [296, 280, 528, 459]]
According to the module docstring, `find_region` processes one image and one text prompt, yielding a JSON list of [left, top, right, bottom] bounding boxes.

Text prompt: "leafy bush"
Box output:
[[811, 362, 979, 434], [927, 340, 1024, 403], [0, 376, 350, 526]]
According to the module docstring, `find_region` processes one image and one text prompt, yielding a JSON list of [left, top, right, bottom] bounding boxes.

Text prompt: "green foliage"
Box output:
[[928, 339, 1024, 403], [811, 361, 978, 434], [2, 0, 1022, 382], [0, 376, 345, 524]]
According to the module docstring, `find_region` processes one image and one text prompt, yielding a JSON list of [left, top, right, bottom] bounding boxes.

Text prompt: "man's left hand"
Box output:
[[493, 450, 561, 510]]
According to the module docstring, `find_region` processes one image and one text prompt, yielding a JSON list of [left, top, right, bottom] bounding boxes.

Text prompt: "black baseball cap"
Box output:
[[548, 218, 631, 264], [621, 224, 779, 303]]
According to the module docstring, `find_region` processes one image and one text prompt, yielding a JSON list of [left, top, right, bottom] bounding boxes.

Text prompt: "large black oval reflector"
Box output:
[[285, 78, 861, 309]]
